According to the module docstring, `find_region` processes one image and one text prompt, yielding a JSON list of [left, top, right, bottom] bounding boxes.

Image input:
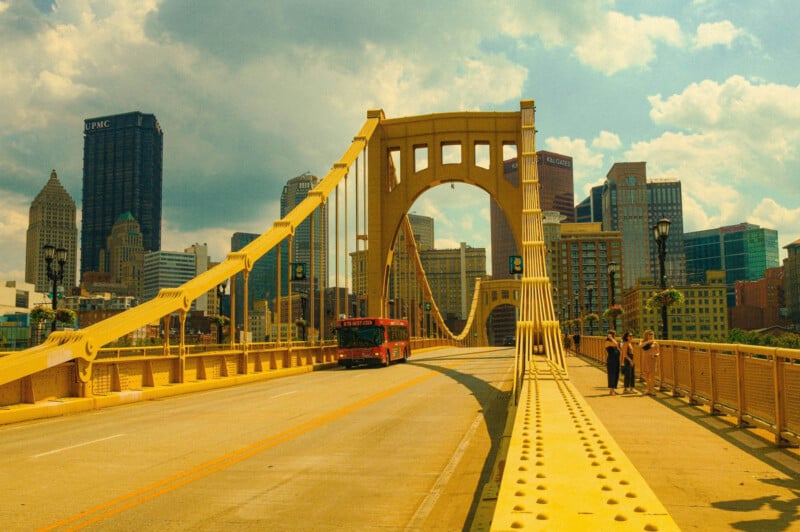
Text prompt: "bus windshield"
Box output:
[[337, 325, 385, 348]]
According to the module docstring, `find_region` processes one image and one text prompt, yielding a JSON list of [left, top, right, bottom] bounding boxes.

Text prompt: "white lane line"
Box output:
[[405, 364, 514, 531], [33, 433, 125, 458], [269, 390, 298, 399], [405, 412, 484, 531]]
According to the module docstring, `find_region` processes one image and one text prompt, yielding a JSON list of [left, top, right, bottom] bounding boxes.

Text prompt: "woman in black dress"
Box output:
[[604, 330, 621, 395], [621, 331, 636, 393]]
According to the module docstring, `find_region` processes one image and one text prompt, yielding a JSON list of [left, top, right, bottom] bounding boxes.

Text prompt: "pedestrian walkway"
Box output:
[[566, 352, 800, 531]]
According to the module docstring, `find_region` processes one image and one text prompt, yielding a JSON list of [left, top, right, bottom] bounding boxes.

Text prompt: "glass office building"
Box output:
[[684, 223, 779, 307], [81, 112, 163, 279]]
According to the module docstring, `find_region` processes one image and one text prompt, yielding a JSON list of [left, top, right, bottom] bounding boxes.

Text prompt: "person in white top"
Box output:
[[639, 330, 660, 395]]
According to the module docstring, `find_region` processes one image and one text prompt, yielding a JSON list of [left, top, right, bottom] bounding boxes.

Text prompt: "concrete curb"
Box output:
[[0, 362, 339, 426]]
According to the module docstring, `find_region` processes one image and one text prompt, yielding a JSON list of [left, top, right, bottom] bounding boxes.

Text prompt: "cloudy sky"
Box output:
[[2, 0, 799, 284]]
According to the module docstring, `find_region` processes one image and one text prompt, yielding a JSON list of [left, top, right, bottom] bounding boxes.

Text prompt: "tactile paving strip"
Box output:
[[490, 356, 680, 531]]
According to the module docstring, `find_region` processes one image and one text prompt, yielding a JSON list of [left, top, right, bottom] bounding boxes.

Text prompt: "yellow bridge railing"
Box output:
[[578, 335, 800, 447]]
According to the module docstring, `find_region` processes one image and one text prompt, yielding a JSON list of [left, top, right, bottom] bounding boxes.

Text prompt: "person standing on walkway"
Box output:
[[640, 329, 660, 395], [621, 331, 636, 393], [604, 330, 620, 395]]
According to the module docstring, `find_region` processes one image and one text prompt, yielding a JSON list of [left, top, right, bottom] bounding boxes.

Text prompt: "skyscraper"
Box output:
[[603, 165, 687, 290], [602, 162, 651, 290], [537, 151, 575, 222], [102, 212, 144, 298], [142, 251, 196, 303], [81, 112, 163, 280], [25, 169, 78, 293], [783, 239, 800, 325], [646, 179, 685, 286], [685, 223, 780, 307], [493, 151, 575, 275], [184, 242, 210, 313], [554, 222, 623, 332], [490, 159, 521, 280], [231, 232, 286, 323], [280, 173, 328, 289], [575, 186, 604, 223]]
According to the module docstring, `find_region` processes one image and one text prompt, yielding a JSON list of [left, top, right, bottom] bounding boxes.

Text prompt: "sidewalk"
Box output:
[[566, 352, 800, 531]]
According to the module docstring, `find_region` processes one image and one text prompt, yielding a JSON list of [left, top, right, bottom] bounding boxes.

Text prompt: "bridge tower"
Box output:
[[364, 101, 565, 371]]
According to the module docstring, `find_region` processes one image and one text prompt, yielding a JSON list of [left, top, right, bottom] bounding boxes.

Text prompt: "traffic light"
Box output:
[[292, 262, 306, 281], [509, 255, 523, 275]]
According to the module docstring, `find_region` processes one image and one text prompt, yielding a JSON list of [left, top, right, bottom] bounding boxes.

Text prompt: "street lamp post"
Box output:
[[574, 295, 580, 335], [586, 285, 595, 336], [299, 292, 307, 341], [43, 244, 67, 333], [216, 280, 227, 344], [653, 218, 671, 339], [607, 261, 618, 331]]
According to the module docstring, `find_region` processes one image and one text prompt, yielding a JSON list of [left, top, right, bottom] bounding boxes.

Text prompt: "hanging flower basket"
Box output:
[[584, 313, 600, 324], [55, 308, 76, 326], [602, 304, 624, 320], [30, 306, 55, 325], [646, 288, 684, 310], [212, 315, 230, 328]]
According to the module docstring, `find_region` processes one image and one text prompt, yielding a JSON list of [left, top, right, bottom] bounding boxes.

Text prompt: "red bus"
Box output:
[[336, 317, 411, 369]]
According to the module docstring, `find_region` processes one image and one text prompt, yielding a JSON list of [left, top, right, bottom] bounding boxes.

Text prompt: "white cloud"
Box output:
[[2, 0, 799, 283], [629, 76, 800, 252], [0, 190, 33, 283], [574, 12, 684, 75], [750, 198, 800, 250], [544, 135, 606, 197], [646, 76, 800, 187], [592, 130, 622, 151], [693, 20, 751, 49]]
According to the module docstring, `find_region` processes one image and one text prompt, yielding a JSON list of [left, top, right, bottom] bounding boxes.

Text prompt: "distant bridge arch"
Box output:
[[474, 279, 521, 347], [365, 111, 524, 317]]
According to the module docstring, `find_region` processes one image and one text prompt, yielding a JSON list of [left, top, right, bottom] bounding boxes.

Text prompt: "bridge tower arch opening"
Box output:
[[365, 111, 525, 318], [388, 182, 493, 336]]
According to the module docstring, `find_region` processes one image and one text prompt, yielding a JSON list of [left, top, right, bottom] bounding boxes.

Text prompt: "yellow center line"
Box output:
[[41, 359, 472, 531]]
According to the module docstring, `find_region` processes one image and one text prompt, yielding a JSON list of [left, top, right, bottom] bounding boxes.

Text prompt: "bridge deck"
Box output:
[[566, 352, 800, 531], [489, 351, 800, 531], [491, 355, 678, 531]]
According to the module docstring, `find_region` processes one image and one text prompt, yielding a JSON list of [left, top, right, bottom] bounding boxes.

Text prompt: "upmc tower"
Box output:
[[81, 112, 163, 279]]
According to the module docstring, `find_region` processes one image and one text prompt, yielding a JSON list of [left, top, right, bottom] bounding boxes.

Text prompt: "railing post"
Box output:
[[162, 315, 171, 357], [671, 342, 681, 396], [735, 346, 746, 427], [709, 347, 722, 415], [177, 310, 186, 383], [773, 348, 788, 446], [688, 344, 696, 404]]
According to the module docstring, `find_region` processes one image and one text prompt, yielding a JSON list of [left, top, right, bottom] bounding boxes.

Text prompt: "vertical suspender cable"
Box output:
[[335, 184, 340, 320], [344, 171, 349, 317], [276, 237, 282, 345], [310, 209, 316, 343], [288, 233, 293, 341], [362, 144, 368, 315]]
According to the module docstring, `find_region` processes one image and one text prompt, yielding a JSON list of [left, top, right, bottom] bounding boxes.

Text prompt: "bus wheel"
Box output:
[[401, 349, 409, 363], [344, 361, 352, 370], [383, 351, 390, 367]]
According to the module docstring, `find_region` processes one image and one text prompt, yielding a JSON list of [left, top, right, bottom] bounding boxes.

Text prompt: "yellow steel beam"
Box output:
[[0, 112, 382, 389]]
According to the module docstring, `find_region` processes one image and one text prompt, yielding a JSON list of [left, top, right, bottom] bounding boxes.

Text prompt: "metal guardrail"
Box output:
[[578, 335, 800, 446], [0, 337, 458, 417]]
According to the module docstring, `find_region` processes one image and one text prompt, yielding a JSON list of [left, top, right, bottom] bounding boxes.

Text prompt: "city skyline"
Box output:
[[2, 1, 799, 285]]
